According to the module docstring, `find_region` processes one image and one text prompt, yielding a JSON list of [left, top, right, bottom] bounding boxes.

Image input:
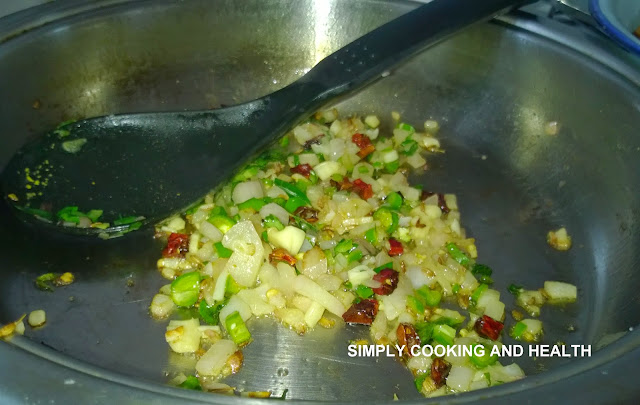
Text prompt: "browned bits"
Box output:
[[437, 193, 450, 214], [303, 135, 324, 150], [227, 350, 244, 373], [396, 323, 421, 357], [420, 190, 435, 201], [269, 248, 297, 266], [294, 206, 319, 223], [430, 358, 451, 387]]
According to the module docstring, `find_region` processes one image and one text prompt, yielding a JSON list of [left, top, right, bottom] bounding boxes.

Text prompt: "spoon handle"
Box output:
[[284, 0, 527, 108]]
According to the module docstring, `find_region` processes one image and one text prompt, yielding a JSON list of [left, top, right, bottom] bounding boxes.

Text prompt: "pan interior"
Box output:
[[0, 0, 639, 401]]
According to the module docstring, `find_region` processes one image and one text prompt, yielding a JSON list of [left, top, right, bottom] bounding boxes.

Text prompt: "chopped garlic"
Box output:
[[547, 227, 572, 250], [165, 318, 201, 353], [364, 115, 380, 128], [28, 310, 46, 327]]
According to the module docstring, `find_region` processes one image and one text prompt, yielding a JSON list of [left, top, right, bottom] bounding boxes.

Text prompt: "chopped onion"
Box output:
[[301, 246, 328, 279], [200, 221, 223, 242], [293, 275, 346, 316], [543, 281, 577, 303], [195, 339, 237, 376], [232, 181, 264, 204], [446, 365, 473, 392]]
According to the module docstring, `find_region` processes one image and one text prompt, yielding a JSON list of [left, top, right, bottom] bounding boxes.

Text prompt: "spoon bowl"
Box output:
[[1, 0, 525, 236]]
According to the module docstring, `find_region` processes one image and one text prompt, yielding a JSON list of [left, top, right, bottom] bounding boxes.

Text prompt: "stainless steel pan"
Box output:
[[1, 0, 639, 403]]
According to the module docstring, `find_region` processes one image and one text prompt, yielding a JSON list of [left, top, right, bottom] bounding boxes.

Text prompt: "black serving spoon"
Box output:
[[1, 0, 526, 237]]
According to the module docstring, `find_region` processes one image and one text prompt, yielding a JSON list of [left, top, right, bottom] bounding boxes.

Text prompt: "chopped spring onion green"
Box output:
[[445, 242, 473, 267], [510, 321, 527, 339], [471, 263, 493, 284], [274, 179, 310, 204], [284, 196, 308, 213], [237, 198, 269, 211], [414, 374, 428, 391], [384, 160, 399, 174], [415, 321, 434, 343], [471, 284, 489, 303], [373, 262, 393, 274], [199, 298, 227, 325], [347, 249, 363, 263], [170, 272, 201, 307], [470, 344, 498, 368], [208, 215, 237, 233], [86, 209, 103, 222], [225, 311, 251, 346], [385, 192, 403, 210], [400, 138, 419, 156], [452, 283, 461, 294], [263, 215, 285, 231], [214, 242, 233, 258], [113, 216, 142, 226], [335, 239, 354, 254], [432, 324, 456, 346], [355, 285, 374, 299], [364, 227, 378, 245], [178, 375, 202, 391], [225, 276, 243, 296], [57, 206, 81, 223], [407, 295, 425, 314], [415, 286, 441, 307], [373, 207, 399, 234], [35, 273, 57, 292], [508, 284, 524, 297], [397, 122, 415, 134]]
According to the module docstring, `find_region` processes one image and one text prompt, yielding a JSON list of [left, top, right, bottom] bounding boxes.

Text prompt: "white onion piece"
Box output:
[[266, 186, 286, 199], [301, 246, 328, 280], [293, 275, 346, 316], [304, 301, 325, 328], [199, 221, 223, 242], [327, 138, 345, 161], [237, 289, 275, 316], [405, 266, 434, 289], [446, 366, 474, 392], [259, 203, 290, 226], [195, 339, 237, 376], [315, 274, 343, 292], [222, 221, 263, 287], [232, 181, 264, 204], [318, 239, 337, 250]]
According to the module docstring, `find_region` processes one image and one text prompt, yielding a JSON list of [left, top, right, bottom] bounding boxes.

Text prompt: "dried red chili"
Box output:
[[474, 314, 504, 341], [388, 238, 404, 256], [351, 133, 375, 158], [294, 206, 319, 223], [269, 248, 297, 266], [290, 163, 313, 179], [431, 358, 451, 387], [372, 269, 399, 295], [352, 179, 373, 200], [162, 233, 189, 258], [396, 323, 421, 357], [342, 299, 378, 325]]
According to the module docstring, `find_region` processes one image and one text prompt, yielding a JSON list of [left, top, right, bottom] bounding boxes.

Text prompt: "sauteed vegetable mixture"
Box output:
[[151, 110, 577, 397]]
